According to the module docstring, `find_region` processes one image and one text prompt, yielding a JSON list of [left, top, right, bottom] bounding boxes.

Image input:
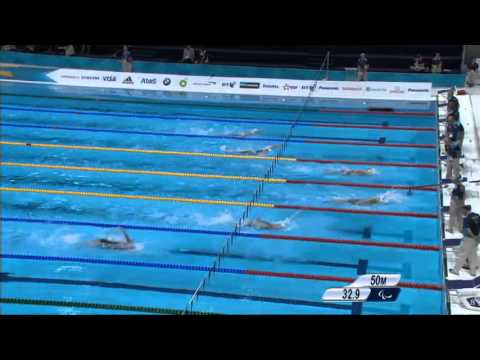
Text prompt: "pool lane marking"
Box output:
[[0, 162, 438, 191], [0, 105, 437, 131], [1, 122, 436, 149], [0, 296, 215, 315], [318, 108, 436, 116], [0, 273, 352, 312], [0, 253, 443, 291], [0, 141, 438, 169], [0, 187, 439, 219], [1, 217, 441, 251]]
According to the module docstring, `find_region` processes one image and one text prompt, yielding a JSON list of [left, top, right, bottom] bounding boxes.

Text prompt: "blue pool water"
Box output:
[[0, 82, 446, 315]]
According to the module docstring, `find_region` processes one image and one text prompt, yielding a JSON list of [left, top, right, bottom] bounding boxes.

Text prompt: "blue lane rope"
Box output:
[[0, 122, 383, 144], [0, 105, 396, 128], [0, 253, 245, 274]]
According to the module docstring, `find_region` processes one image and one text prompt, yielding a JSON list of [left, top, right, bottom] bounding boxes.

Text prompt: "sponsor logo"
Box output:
[[179, 79, 188, 87], [342, 87, 362, 91], [263, 84, 280, 89], [192, 82, 213, 86], [283, 84, 298, 90], [301, 85, 316, 90], [103, 75, 116, 82], [208, 81, 216, 85], [239, 82, 260, 89], [81, 75, 100, 80], [408, 88, 429, 93], [317, 86, 339, 90], [389, 86, 405, 94], [122, 76, 134, 85], [61, 75, 79, 79], [222, 81, 236, 88], [467, 297, 480, 307], [163, 78, 171, 86], [141, 78, 156, 84], [366, 87, 387, 92]]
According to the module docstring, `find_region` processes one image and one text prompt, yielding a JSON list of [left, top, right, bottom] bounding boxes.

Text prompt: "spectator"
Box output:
[[58, 45, 75, 56], [181, 45, 195, 63], [122, 55, 133, 72], [356, 53, 369, 81], [448, 178, 466, 233], [431, 52, 443, 73], [24, 45, 35, 52], [465, 62, 479, 88], [450, 209, 480, 277], [1, 44, 16, 51], [410, 54, 427, 72], [196, 48, 209, 64], [80, 45, 91, 55]]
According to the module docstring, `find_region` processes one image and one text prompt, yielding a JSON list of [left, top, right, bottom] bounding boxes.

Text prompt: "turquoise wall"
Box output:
[[0, 51, 466, 87]]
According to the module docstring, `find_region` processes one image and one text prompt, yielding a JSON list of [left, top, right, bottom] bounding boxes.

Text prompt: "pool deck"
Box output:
[[439, 85, 480, 314]]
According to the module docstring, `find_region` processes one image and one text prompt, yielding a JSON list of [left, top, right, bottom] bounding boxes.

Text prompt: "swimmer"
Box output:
[[238, 144, 281, 156], [232, 128, 262, 138], [91, 227, 135, 250], [244, 212, 300, 231], [335, 192, 397, 206], [328, 167, 377, 176], [244, 218, 286, 230]]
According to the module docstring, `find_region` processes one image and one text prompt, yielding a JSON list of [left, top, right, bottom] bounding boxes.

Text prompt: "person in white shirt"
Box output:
[[431, 52, 443, 73], [181, 45, 195, 63], [122, 55, 133, 72], [1, 45, 16, 51], [59, 45, 75, 56]]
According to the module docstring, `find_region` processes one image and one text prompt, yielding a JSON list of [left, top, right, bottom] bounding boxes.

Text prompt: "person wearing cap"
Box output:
[[446, 140, 462, 181], [431, 52, 443, 73], [448, 178, 466, 233], [450, 210, 480, 277], [357, 53, 369, 81]]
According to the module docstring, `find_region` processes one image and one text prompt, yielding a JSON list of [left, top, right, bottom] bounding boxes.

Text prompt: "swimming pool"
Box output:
[[0, 82, 446, 315]]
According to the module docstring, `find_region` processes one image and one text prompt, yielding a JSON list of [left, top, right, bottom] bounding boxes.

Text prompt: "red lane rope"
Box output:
[[274, 204, 438, 219], [295, 158, 437, 169], [304, 140, 436, 149], [314, 123, 435, 132], [318, 109, 436, 116], [244, 270, 443, 291], [260, 233, 441, 252], [285, 179, 437, 192]]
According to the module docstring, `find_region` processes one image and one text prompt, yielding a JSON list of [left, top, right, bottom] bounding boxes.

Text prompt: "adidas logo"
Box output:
[[122, 76, 134, 85]]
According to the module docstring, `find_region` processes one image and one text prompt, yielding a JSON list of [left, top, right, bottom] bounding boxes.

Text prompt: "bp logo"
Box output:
[[179, 79, 188, 87], [163, 78, 171, 86]]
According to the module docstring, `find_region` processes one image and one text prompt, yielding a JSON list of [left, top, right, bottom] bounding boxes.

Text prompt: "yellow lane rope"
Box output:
[[0, 161, 287, 183], [0, 187, 275, 208], [0, 141, 296, 162]]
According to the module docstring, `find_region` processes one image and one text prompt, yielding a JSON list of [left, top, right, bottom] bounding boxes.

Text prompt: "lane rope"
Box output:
[[1, 217, 442, 251], [0, 253, 443, 291], [0, 297, 216, 315], [1, 161, 437, 191], [0, 186, 439, 218], [0, 140, 438, 169]]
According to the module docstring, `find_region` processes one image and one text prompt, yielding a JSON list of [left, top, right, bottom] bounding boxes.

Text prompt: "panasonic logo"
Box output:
[[317, 86, 339, 90], [408, 88, 429, 92]]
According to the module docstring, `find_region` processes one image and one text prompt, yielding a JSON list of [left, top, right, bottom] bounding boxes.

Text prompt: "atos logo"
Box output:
[[103, 76, 116, 82], [141, 78, 156, 84], [163, 78, 171, 86]]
